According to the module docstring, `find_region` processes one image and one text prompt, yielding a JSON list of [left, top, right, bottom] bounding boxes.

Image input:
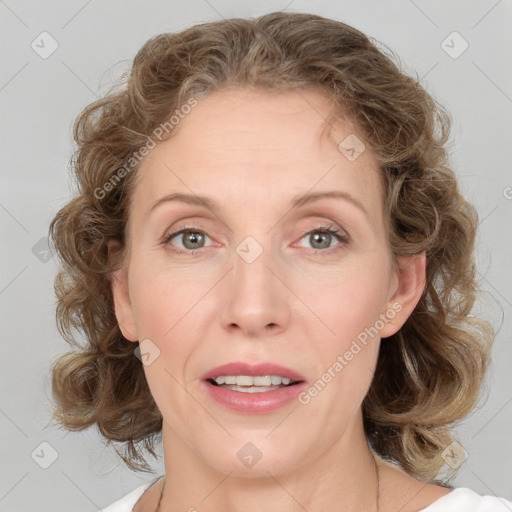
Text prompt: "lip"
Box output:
[[202, 379, 308, 414], [200, 361, 308, 415], [200, 361, 307, 382]]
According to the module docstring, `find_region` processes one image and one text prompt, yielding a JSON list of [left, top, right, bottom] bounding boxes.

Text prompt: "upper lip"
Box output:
[[201, 362, 307, 382]]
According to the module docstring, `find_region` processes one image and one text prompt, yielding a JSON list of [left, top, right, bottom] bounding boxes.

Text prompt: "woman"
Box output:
[[49, 11, 511, 512]]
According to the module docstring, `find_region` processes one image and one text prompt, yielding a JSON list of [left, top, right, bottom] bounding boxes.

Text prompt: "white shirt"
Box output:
[[101, 476, 512, 512]]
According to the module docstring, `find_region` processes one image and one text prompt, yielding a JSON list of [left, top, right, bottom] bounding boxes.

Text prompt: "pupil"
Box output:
[[184, 231, 204, 249], [311, 232, 330, 249]]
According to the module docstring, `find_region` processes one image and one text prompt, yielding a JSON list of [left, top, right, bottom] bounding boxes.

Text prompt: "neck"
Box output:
[[156, 416, 381, 512]]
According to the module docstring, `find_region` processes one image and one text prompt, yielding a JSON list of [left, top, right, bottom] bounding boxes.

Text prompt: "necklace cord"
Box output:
[[373, 451, 381, 512]]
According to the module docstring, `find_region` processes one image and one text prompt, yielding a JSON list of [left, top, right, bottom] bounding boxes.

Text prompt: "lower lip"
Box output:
[[202, 380, 307, 414]]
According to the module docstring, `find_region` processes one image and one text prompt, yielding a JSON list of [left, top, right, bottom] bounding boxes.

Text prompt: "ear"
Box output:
[[108, 241, 138, 342], [379, 252, 426, 339]]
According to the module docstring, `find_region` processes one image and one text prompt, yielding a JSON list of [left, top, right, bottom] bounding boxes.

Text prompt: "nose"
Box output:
[[219, 240, 290, 338]]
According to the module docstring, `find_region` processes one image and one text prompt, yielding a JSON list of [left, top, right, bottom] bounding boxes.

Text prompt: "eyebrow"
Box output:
[[149, 190, 368, 218]]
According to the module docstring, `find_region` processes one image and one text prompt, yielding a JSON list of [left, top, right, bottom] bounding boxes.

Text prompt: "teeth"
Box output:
[[229, 385, 280, 393], [213, 375, 293, 386], [237, 375, 254, 386], [270, 375, 281, 385]]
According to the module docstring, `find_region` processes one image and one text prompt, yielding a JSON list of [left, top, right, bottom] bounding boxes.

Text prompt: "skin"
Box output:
[[110, 86, 451, 511]]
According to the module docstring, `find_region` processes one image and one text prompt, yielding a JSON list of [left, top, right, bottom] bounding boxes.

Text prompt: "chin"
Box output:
[[196, 434, 308, 478]]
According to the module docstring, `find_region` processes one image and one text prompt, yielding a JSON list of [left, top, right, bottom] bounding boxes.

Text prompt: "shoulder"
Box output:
[[420, 487, 512, 511], [101, 476, 164, 512], [377, 459, 511, 512]]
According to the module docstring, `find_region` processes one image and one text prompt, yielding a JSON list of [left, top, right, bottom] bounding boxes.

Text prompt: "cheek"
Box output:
[[298, 259, 390, 341], [131, 285, 197, 382], [127, 269, 196, 410], [296, 260, 389, 399], [129, 256, 205, 339]]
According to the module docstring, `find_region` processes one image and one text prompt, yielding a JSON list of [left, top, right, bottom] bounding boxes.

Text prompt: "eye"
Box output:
[[162, 227, 213, 254], [297, 224, 349, 251], [161, 224, 349, 255]]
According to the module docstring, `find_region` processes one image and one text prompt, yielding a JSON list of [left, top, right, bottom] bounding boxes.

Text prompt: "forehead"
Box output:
[[131, 86, 383, 224]]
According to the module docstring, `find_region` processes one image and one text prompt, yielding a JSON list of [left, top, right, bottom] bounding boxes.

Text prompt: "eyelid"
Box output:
[[294, 223, 350, 252], [297, 223, 349, 241], [161, 225, 214, 248]]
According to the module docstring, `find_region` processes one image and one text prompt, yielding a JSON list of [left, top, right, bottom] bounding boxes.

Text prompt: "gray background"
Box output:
[[1, 0, 511, 510]]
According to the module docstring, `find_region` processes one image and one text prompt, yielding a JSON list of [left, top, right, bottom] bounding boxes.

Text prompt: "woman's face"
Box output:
[[112, 86, 425, 477]]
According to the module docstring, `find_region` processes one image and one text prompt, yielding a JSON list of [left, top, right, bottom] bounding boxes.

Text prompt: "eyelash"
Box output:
[[161, 224, 349, 255]]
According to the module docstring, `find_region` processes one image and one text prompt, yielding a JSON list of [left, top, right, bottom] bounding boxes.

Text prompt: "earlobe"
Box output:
[[109, 244, 138, 342], [379, 252, 427, 339]]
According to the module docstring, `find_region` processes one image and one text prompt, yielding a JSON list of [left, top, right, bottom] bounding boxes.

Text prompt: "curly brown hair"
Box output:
[[48, 11, 494, 481]]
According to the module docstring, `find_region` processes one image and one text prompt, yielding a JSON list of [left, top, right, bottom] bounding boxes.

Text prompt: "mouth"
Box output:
[[206, 374, 304, 393], [201, 361, 307, 413]]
